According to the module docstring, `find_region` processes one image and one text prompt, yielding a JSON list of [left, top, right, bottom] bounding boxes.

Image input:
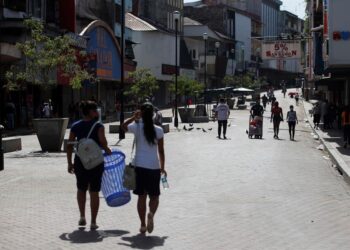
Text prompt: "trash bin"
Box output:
[[101, 150, 131, 207]]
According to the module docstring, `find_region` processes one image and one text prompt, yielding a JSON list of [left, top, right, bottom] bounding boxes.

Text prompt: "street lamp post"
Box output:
[[118, 0, 126, 140], [231, 48, 235, 76], [241, 45, 245, 86], [215, 41, 220, 56], [173, 11, 180, 128], [256, 47, 261, 79], [203, 33, 208, 114]]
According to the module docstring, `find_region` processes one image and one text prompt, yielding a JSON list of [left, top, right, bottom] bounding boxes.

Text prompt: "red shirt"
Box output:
[[272, 107, 282, 116]]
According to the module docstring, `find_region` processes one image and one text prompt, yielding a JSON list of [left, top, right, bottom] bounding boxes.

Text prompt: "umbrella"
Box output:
[[233, 87, 254, 92]]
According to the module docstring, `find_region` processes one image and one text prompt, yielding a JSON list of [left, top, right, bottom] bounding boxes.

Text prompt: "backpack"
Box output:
[[76, 121, 104, 170]]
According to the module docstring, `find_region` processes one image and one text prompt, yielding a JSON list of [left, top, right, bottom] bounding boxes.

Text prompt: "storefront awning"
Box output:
[[315, 77, 344, 91], [0, 43, 21, 62]]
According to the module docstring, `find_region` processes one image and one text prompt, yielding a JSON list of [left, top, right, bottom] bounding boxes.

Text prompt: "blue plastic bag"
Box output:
[[101, 150, 131, 207]]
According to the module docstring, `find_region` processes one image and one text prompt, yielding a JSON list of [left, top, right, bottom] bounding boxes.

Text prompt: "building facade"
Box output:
[[183, 17, 237, 89], [130, 0, 187, 106], [184, 1, 253, 73], [134, 0, 183, 32], [261, 0, 282, 38], [0, 0, 137, 128], [305, 0, 350, 105]]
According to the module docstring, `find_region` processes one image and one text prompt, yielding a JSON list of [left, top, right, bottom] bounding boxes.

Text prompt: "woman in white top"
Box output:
[[122, 102, 166, 235]]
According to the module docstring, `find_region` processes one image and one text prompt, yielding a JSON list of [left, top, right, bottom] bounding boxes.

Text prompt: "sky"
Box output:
[[184, 0, 307, 19]]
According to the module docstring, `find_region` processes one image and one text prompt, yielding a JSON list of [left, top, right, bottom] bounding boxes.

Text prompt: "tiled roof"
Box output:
[[125, 13, 157, 31], [184, 17, 203, 26]]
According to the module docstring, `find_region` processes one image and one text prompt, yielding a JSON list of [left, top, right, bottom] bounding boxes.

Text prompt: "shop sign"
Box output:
[[86, 26, 121, 81], [162, 64, 177, 75]]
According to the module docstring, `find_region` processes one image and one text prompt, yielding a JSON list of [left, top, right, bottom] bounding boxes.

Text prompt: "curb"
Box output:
[[302, 101, 350, 184]]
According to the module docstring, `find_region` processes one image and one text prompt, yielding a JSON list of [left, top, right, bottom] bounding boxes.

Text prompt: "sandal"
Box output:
[[90, 223, 99, 230], [78, 217, 86, 227], [147, 212, 154, 233]]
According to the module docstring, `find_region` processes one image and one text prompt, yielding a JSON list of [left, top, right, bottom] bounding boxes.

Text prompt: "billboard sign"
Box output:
[[262, 41, 301, 60], [323, 0, 328, 38], [84, 25, 121, 80], [328, 0, 350, 68]]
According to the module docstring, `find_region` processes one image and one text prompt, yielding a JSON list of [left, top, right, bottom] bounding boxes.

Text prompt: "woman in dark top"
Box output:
[[271, 101, 284, 139], [66, 101, 111, 230]]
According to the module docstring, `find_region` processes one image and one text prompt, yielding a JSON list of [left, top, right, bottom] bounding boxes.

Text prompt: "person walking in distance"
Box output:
[[66, 101, 112, 230], [215, 98, 230, 139], [342, 106, 350, 148], [5, 99, 16, 130], [295, 93, 300, 106], [261, 94, 268, 110], [122, 102, 166, 234], [271, 101, 284, 139], [286, 105, 298, 140], [250, 99, 264, 119], [312, 102, 321, 129]]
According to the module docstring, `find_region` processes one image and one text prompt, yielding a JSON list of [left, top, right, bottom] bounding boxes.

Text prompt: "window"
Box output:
[[46, 0, 59, 24], [3, 0, 26, 12], [115, 4, 121, 23], [30, 0, 43, 18], [192, 49, 196, 59]]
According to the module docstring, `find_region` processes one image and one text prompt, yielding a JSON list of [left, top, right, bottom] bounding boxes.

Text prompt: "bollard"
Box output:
[[0, 125, 3, 171]]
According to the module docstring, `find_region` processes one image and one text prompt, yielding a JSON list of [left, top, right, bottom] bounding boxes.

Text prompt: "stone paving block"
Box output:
[[2, 91, 350, 249], [109, 124, 121, 134]]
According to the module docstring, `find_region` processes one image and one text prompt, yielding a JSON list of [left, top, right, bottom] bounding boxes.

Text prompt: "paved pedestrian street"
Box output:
[[2, 93, 350, 250]]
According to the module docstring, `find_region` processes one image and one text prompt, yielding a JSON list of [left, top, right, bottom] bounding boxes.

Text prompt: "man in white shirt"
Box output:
[[215, 98, 230, 139]]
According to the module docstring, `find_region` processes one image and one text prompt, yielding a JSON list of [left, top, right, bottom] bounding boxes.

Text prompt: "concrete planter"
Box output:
[[178, 108, 195, 123], [33, 118, 69, 152]]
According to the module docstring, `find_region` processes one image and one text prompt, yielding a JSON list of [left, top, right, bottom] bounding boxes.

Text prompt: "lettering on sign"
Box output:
[[262, 42, 301, 60]]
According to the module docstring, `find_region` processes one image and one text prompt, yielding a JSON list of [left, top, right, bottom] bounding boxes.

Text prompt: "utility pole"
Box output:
[[119, 0, 126, 140]]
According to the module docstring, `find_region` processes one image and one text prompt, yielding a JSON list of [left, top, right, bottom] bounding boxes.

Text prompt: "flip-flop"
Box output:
[[78, 217, 86, 227], [90, 223, 99, 230], [147, 212, 154, 233]]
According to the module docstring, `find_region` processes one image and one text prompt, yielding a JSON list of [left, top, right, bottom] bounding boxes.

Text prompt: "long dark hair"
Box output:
[[80, 101, 97, 116], [141, 102, 156, 145]]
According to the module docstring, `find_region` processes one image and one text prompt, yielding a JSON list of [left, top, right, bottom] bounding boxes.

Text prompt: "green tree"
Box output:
[[125, 68, 158, 103], [5, 19, 92, 90], [169, 75, 204, 98], [223, 75, 240, 87]]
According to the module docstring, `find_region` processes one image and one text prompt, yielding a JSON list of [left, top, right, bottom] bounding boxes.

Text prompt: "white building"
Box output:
[[235, 12, 252, 67], [183, 17, 237, 88], [126, 13, 180, 106]]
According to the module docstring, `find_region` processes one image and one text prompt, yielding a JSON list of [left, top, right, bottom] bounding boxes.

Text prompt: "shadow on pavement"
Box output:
[[118, 234, 168, 249], [7, 151, 66, 159], [59, 228, 129, 244]]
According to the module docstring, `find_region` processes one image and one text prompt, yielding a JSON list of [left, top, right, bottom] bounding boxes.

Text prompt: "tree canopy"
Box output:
[[125, 68, 158, 103], [5, 19, 92, 90], [169, 75, 204, 98]]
